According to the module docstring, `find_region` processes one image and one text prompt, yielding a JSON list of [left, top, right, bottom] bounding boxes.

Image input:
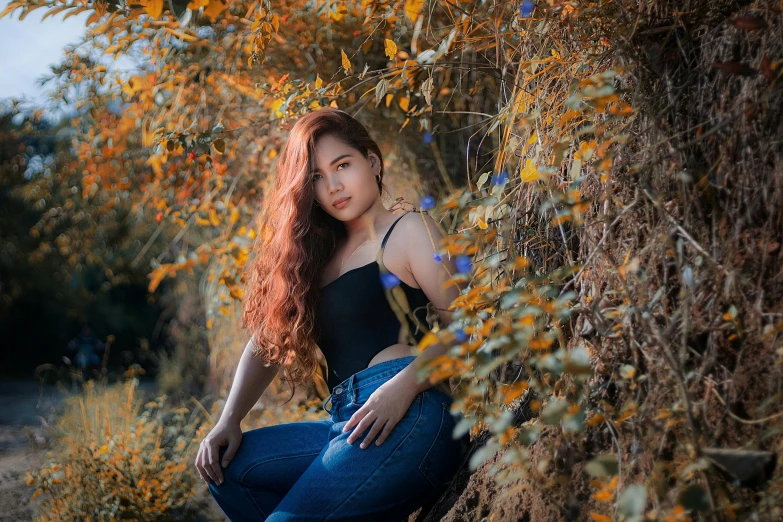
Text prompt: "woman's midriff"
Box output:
[[367, 343, 417, 368]]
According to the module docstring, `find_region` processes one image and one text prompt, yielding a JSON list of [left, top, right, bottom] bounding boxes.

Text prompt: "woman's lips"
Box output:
[[333, 197, 351, 209]]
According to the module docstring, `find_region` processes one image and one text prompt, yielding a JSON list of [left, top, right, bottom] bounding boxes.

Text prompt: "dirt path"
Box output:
[[0, 379, 67, 521]]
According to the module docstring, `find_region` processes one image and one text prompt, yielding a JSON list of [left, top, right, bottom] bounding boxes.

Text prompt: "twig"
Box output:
[[559, 194, 638, 296]]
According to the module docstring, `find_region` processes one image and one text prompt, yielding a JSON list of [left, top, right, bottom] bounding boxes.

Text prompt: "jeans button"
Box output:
[[334, 386, 343, 395]]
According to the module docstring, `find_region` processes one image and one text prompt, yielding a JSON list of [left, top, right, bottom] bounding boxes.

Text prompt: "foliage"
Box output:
[[25, 374, 207, 521]]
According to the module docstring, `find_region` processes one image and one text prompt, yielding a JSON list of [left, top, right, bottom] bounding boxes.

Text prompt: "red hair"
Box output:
[[242, 108, 386, 398]]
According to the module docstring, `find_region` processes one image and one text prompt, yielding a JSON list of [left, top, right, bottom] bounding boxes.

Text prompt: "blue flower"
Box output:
[[423, 130, 433, 144], [455, 328, 468, 342], [455, 255, 472, 274], [420, 195, 436, 210], [519, 0, 535, 18], [380, 272, 400, 289], [492, 169, 509, 186], [432, 253, 442, 262]]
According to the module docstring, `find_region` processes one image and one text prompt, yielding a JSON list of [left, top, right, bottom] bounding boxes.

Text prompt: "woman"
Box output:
[[195, 108, 470, 521]]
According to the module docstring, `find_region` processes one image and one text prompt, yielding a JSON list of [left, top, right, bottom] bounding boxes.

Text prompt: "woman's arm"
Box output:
[[195, 339, 280, 485], [219, 338, 280, 424]]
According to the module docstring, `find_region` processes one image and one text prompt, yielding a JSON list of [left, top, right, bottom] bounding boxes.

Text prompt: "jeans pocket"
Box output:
[[418, 401, 460, 490]]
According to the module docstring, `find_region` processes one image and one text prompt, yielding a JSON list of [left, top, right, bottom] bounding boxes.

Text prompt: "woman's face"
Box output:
[[311, 133, 380, 220]]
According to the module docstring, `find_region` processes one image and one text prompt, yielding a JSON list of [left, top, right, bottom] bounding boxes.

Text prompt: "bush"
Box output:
[[25, 375, 207, 521]]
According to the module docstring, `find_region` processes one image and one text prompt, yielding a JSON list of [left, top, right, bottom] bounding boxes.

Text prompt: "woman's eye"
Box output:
[[337, 162, 349, 170], [312, 174, 322, 181]]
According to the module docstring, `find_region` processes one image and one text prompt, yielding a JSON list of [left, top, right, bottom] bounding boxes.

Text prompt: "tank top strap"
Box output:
[[380, 212, 410, 250]]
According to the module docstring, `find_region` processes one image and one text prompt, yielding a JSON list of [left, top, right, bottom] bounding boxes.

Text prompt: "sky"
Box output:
[[0, 8, 137, 122], [0, 9, 92, 106]]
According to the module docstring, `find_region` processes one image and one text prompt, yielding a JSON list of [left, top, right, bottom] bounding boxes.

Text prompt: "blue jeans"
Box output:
[[208, 355, 470, 521]]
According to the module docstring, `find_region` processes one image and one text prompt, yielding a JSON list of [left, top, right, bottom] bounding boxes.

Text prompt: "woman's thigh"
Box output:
[[218, 419, 333, 493], [266, 388, 465, 521]]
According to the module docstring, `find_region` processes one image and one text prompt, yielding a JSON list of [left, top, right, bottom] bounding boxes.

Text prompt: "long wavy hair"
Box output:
[[242, 108, 386, 399]]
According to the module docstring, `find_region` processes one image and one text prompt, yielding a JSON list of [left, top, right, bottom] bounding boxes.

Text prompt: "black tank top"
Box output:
[[315, 212, 431, 390]]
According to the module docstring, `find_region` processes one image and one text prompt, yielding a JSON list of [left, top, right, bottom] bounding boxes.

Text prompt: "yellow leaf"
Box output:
[[271, 98, 285, 118], [187, 0, 209, 9], [206, 318, 214, 330], [315, 74, 323, 89], [384, 39, 397, 60], [340, 49, 351, 73], [209, 208, 220, 226], [196, 217, 211, 226], [477, 217, 488, 229], [520, 159, 540, 182], [329, 3, 347, 21], [145, 0, 163, 18], [590, 514, 612, 522], [203, 0, 228, 23], [398, 94, 410, 112], [404, 0, 423, 21], [230, 208, 240, 226]]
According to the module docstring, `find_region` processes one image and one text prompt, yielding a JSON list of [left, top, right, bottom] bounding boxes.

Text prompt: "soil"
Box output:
[[0, 379, 68, 522]]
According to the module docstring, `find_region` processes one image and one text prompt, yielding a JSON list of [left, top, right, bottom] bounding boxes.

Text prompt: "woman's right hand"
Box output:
[[195, 419, 243, 486]]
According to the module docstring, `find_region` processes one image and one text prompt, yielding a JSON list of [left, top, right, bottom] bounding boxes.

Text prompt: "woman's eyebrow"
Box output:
[[313, 154, 352, 173]]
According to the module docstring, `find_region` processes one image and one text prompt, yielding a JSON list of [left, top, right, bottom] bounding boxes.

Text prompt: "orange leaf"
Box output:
[[144, 0, 163, 18]]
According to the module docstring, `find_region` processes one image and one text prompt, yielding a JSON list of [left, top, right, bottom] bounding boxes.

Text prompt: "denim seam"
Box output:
[[244, 484, 269, 519], [417, 401, 449, 489], [238, 450, 324, 484], [323, 394, 425, 521]]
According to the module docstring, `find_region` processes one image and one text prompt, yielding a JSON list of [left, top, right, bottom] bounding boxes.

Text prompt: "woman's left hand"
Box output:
[[342, 375, 419, 449]]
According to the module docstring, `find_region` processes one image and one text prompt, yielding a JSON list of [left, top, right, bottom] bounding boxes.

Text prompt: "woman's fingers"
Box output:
[[374, 419, 396, 446], [345, 411, 374, 445], [207, 441, 225, 484], [361, 417, 389, 448], [202, 443, 220, 484], [195, 446, 211, 484]]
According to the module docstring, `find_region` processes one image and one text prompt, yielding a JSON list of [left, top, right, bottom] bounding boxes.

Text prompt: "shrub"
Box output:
[[25, 375, 207, 521]]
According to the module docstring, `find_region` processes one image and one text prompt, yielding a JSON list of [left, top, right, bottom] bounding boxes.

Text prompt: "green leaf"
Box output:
[[617, 484, 647, 521], [469, 441, 500, 471], [678, 484, 710, 512], [375, 79, 389, 107], [500, 288, 524, 309], [541, 399, 569, 425], [584, 454, 619, 477]]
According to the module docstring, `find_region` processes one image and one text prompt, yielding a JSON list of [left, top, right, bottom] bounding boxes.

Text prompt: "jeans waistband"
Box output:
[[347, 355, 417, 392], [324, 356, 418, 413]]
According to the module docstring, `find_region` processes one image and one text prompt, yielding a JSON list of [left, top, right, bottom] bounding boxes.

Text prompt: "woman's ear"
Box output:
[[370, 152, 381, 174]]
